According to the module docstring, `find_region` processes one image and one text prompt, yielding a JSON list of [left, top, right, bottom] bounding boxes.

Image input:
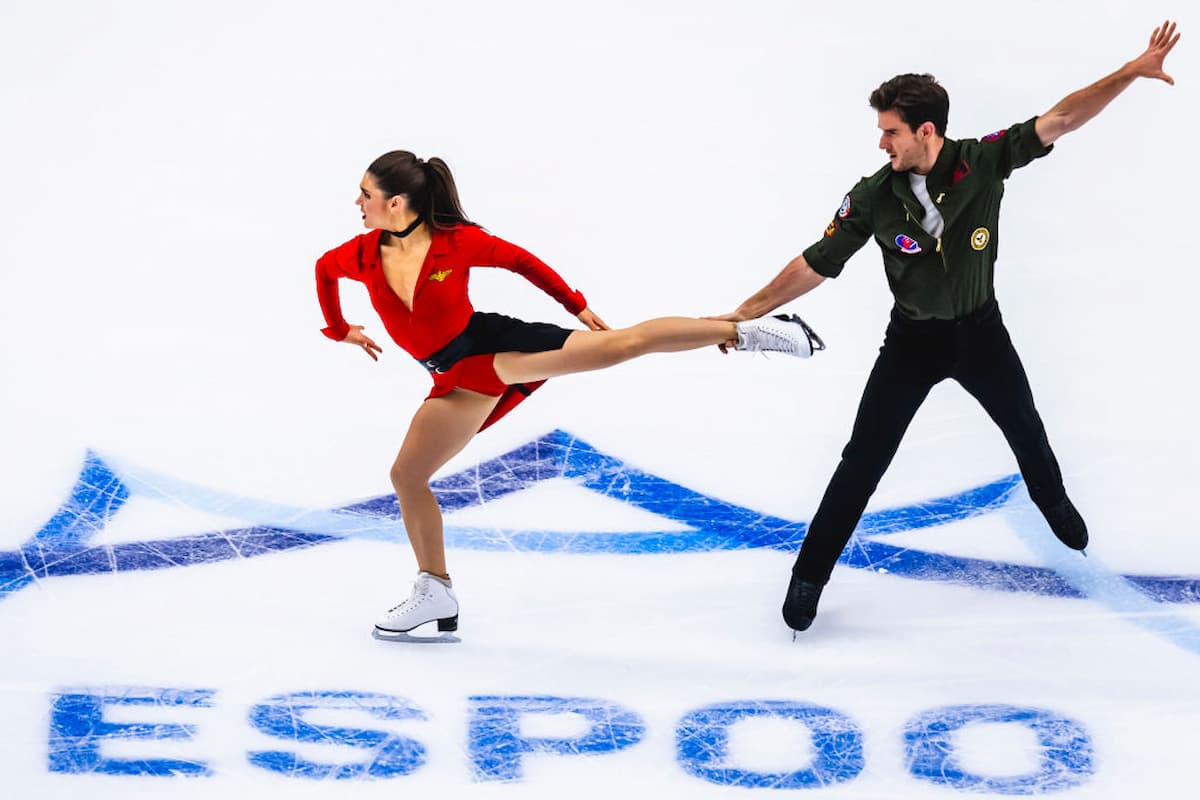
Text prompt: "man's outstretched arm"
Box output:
[[712, 254, 826, 323], [1036, 20, 1180, 147]]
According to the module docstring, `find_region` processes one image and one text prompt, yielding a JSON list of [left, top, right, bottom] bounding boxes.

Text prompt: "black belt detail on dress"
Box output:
[[418, 327, 476, 374]]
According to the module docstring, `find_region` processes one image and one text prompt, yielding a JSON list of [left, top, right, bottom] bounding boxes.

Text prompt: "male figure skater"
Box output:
[[716, 21, 1181, 633]]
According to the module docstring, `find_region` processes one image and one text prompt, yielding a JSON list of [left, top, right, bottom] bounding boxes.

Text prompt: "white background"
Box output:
[[2, 1, 1197, 796]]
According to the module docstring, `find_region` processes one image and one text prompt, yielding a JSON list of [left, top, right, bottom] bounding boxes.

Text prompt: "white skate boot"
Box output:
[[373, 572, 460, 643], [735, 314, 825, 358]]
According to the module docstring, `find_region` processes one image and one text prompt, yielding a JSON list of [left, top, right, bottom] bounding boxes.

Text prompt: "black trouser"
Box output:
[[793, 298, 1067, 584]]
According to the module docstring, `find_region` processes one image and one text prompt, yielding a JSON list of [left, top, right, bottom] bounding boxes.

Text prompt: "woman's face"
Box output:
[[356, 172, 401, 229]]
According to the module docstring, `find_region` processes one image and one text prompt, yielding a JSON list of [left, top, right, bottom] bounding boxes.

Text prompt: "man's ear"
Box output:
[[918, 121, 937, 139]]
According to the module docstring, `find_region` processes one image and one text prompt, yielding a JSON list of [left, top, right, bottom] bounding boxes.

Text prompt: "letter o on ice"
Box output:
[[676, 701, 864, 788], [904, 703, 1094, 793]]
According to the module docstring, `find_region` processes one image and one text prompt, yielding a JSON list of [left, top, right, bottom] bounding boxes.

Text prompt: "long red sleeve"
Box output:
[[461, 228, 588, 315], [315, 249, 352, 342]]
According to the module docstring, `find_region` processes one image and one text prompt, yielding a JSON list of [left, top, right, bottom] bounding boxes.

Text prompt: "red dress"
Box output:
[[315, 225, 588, 429]]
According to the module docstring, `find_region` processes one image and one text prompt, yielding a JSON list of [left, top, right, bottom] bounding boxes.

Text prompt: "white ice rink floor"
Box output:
[[3, 2, 1198, 797]]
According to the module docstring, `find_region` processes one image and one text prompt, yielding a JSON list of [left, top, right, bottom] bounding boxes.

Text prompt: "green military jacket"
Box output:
[[803, 117, 1052, 320]]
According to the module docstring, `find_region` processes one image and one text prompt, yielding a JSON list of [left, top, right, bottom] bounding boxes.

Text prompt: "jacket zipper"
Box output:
[[908, 204, 948, 272]]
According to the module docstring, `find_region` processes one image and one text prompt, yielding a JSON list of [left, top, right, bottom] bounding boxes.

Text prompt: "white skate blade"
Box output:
[[372, 625, 460, 644]]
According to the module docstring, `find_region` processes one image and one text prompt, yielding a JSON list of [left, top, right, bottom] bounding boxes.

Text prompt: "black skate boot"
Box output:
[[1042, 497, 1088, 551], [782, 573, 825, 633]]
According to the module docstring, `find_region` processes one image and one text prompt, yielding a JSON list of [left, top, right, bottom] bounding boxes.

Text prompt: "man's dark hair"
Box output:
[[869, 74, 949, 136]]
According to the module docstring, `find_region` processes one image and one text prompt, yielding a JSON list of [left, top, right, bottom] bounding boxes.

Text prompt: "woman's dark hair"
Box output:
[[367, 151, 477, 229], [868, 74, 949, 136]]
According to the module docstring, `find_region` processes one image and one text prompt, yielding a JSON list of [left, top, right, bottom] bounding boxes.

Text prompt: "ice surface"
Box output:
[[2, 1, 1198, 797]]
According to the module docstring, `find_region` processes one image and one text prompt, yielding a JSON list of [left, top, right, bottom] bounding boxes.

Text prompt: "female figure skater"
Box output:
[[316, 151, 822, 639]]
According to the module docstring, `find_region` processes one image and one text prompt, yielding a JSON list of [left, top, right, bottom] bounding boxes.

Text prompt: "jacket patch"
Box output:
[[825, 220, 838, 237], [982, 129, 1007, 142], [895, 234, 922, 255], [952, 160, 971, 184], [429, 269, 454, 282], [837, 194, 851, 219], [970, 227, 990, 251]]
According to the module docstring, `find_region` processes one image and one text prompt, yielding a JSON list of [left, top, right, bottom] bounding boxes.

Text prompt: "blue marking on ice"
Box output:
[[3, 431, 1198, 625], [1002, 485, 1200, 656]]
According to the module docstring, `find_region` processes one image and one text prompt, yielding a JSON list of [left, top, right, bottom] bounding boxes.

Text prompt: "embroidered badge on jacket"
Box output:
[[429, 269, 453, 282], [895, 234, 922, 255], [837, 195, 851, 219]]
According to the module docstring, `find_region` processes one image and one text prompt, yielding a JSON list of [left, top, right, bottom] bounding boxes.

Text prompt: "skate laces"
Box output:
[[386, 579, 430, 614], [793, 581, 821, 605], [740, 314, 824, 356]]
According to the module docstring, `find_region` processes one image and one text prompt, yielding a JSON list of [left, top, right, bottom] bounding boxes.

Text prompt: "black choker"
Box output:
[[390, 217, 424, 239]]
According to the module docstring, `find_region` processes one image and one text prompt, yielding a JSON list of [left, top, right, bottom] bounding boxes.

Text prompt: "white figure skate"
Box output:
[[372, 572, 460, 643], [736, 314, 825, 358]]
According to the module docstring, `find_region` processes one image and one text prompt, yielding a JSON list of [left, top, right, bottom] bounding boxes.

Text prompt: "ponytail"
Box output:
[[367, 151, 477, 229], [421, 157, 475, 229]]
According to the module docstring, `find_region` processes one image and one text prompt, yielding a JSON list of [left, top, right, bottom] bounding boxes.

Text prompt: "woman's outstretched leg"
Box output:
[[375, 389, 499, 638], [493, 314, 816, 385]]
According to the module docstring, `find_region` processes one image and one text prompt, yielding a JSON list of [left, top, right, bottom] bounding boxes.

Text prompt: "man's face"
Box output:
[[877, 109, 926, 172]]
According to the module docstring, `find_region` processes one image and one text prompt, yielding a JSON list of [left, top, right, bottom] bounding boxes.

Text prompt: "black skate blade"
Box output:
[[773, 312, 825, 354], [372, 626, 461, 644]]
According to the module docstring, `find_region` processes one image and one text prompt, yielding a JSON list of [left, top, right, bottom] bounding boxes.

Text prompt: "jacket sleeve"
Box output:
[[315, 242, 355, 342], [801, 179, 874, 279], [974, 116, 1054, 180], [468, 228, 588, 315]]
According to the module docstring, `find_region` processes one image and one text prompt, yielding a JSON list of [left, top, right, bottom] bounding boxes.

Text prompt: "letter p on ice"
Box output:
[[468, 695, 645, 781]]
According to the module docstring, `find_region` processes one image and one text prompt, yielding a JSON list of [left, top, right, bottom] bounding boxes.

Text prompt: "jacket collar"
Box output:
[[925, 137, 960, 193], [889, 137, 960, 188], [427, 226, 454, 259], [361, 229, 384, 271], [889, 137, 961, 221]]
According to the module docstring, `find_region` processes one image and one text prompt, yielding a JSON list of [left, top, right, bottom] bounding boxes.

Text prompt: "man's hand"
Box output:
[[704, 311, 746, 354], [1036, 20, 1182, 147], [1128, 20, 1181, 85], [343, 324, 382, 361], [577, 308, 610, 331]]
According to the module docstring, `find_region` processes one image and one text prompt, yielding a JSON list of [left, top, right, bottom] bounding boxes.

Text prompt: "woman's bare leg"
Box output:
[[493, 317, 736, 385], [390, 389, 500, 577]]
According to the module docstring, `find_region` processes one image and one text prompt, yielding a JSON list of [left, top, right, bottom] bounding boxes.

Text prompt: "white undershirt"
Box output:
[[908, 172, 945, 238]]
